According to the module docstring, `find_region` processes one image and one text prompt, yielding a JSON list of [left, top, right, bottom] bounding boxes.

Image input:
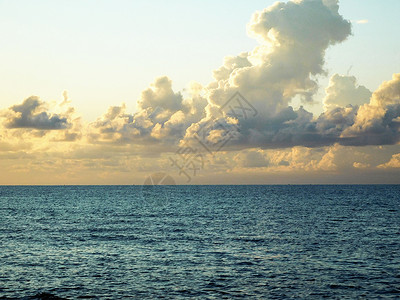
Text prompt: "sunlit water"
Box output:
[[1, 185, 399, 299]]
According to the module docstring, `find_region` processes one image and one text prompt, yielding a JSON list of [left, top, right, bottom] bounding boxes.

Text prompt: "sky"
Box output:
[[0, 0, 399, 185]]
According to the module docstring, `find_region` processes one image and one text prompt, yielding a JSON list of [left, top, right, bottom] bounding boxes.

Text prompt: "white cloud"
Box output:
[[323, 74, 372, 110]]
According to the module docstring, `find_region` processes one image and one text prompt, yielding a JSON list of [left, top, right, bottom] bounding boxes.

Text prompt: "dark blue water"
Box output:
[[0, 185, 399, 299]]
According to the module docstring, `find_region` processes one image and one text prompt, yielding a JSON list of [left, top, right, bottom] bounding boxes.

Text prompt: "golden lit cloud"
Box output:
[[0, 0, 399, 184]]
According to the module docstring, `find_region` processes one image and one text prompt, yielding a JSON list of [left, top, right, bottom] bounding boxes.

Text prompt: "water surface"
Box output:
[[0, 185, 399, 299]]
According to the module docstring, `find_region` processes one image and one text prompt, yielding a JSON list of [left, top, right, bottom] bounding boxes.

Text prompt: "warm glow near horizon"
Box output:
[[1, 0, 400, 185]]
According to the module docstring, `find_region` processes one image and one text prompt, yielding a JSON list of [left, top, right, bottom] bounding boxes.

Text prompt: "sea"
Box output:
[[0, 185, 399, 299]]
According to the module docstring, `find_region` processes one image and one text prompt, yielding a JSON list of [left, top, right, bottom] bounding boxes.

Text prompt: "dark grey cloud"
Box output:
[[4, 96, 70, 130]]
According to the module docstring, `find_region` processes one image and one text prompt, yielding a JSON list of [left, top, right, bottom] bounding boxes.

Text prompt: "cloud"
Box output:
[[341, 73, 400, 146], [356, 19, 369, 24], [137, 76, 184, 112], [323, 74, 372, 110], [88, 76, 207, 147], [180, 0, 355, 150], [2, 96, 71, 130], [378, 153, 400, 168], [0, 94, 82, 152], [0, 0, 399, 185], [206, 0, 351, 112], [61, 90, 71, 106], [353, 162, 370, 169], [234, 150, 270, 168], [57, 0, 400, 152]]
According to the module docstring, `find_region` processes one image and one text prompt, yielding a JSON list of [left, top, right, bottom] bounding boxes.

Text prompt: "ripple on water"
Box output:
[[0, 185, 399, 299]]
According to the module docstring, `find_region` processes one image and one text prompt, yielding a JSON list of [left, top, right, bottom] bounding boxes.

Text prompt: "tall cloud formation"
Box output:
[[180, 0, 400, 150], [72, 0, 400, 151], [90, 0, 357, 150], [1, 0, 400, 155]]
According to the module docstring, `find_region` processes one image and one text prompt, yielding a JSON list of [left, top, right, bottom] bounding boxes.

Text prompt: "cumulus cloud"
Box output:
[[341, 73, 400, 146], [378, 153, 400, 168], [88, 76, 207, 148], [0, 93, 83, 152], [205, 0, 351, 113], [353, 162, 370, 169], [323, 74, 371, 110], [1, 0, 399, 184], [79, 0, 400, 153], [2, 96, 71, 130], [234, 150, 270, 168], [177, 0, 355, 150], [137, 76, 184, 112]]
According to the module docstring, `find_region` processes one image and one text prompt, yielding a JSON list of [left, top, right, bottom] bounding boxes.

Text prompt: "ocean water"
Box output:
[[0, 185, 399, 299]]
